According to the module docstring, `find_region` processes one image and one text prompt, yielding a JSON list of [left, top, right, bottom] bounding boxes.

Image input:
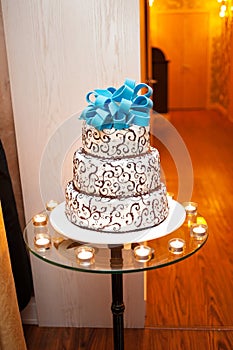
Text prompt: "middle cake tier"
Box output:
[[73, 147, 161, 197]]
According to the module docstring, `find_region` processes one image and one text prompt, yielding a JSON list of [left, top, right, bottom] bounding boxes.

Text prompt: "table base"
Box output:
[[111, 246, 125, 350]]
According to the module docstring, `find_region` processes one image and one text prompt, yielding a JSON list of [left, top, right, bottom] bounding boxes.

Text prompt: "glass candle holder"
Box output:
[[167, 192, 174, 199], [52, 236, 64, 245], [46, 200, 59, 212], [182, 201, 198, 227], [168, 238, 185, 255], [32, 213, 48, 226], [182, 201, 198, 215], [190, 223, 208, 240], [134, 245, 152, 262], [75, 246, 95, 266], [34, 233, 51, 251]]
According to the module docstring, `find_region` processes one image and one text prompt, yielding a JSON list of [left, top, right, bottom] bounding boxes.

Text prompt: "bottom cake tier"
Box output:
[[65, 181, 169, 233]]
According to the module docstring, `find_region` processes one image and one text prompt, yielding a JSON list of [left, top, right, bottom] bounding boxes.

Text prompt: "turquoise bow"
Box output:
[[80, 79, 153, 130]]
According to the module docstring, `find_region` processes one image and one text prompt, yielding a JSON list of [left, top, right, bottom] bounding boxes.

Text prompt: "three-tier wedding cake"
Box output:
[[65, 79, 169, 233]]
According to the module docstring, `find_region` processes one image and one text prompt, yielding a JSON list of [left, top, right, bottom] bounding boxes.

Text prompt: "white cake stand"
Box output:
[[50, 199, 185, 245]]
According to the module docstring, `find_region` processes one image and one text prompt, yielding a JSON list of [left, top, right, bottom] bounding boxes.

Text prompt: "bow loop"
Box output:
[[133, 83, 153, 98], [112, 84, 134, 102], [80, 79, 153, 130]]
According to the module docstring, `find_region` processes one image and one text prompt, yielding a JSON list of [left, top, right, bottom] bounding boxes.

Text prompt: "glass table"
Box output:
[[24, 203, 208, 350]]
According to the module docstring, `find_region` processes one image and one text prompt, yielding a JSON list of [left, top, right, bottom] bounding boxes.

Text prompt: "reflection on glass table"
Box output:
[[24, 211, 208, 274], [23, 203, 208, 350]]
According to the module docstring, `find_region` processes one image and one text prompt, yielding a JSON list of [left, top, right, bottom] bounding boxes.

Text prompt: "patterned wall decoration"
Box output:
[[210, 21, 232, 110]]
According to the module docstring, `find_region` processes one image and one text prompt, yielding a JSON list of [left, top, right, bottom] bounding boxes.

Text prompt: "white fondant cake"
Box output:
[[65, 79, 169, 233], [66, 180, 168, 232], [73, 146, 160, 197], [82, 122, 150, 158]]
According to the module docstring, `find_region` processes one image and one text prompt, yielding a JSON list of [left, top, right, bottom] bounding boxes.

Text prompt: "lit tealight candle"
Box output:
[[182, 202, 198, 215], [168, 238, 185, 254], [32, 213, 48, 226], [167, 192, 174, 206], [190, 224, 208, 240], [134, 245, 152, 262], [34, 233, 51, 251], [46, 200, 59, 212], [75, 246, 95, 266], [167, 192, 174, 199]]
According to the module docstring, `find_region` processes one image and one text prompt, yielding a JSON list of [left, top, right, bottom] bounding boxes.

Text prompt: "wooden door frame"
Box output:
[[140, 0, 152, 84]]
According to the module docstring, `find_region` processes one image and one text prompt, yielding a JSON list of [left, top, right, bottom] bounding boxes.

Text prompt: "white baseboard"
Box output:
[[21, 296, 38, 325]]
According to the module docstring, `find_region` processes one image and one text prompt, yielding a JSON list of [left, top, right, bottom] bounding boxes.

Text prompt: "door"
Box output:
[[150, 12, 209, 109]]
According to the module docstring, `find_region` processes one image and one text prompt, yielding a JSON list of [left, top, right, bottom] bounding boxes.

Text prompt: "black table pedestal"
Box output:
[[23, 205, 208, 350], [111, 273, 125, 350], [110, 245, 125, 350]]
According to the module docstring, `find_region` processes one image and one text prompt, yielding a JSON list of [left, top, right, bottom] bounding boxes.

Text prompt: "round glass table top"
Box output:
[[23, 206, 208, 275]]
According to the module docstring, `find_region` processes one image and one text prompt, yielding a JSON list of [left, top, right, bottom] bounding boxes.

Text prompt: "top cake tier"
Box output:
[[82, 122, 150, 158]]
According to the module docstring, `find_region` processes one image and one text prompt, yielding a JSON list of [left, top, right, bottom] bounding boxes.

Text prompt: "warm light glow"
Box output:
[[196, 216, 207, 225], [218, 0, 233, 19], [219, 10, 226, 17], [149, 0, 154, 7]]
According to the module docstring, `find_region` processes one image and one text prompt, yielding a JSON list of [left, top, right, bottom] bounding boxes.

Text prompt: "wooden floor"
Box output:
[[23, 110, 233, 349]]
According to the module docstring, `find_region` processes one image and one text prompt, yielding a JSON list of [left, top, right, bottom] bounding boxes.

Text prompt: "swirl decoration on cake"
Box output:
[[65, 181, 168, 232], [82, 123, 150, 158], [65, 79, 169, 232], [72, 148, 160, 198], [80, 79, 153, 130]]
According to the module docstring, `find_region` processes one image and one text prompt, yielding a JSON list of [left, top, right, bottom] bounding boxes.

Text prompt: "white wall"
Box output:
[[2, 0, 145, 327]]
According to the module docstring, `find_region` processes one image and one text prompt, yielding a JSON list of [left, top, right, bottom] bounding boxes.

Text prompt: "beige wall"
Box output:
[[1, 0, 145, 327]]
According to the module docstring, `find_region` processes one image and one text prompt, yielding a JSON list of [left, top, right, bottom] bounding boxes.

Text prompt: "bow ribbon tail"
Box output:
[[113, 116, 128, 130], [80, 105, 96, 125], [128, 110, 150, 127], [91, 108, 113, 130]]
